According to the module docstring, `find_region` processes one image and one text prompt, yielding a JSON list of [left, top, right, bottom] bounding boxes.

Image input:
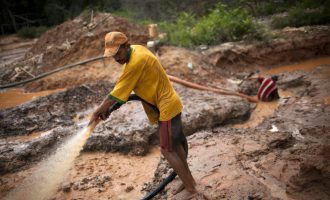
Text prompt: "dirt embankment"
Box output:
[[205, 26, 330, 76], [145, 63, 330, 200], [0, 82, 112, 136], [1, 22, 329, 93], [0, 12, 149, 89], [0, 126, 79, 175]]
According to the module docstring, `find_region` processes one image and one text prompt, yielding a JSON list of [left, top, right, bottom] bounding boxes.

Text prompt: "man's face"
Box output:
[[113, 44, 130, 65]]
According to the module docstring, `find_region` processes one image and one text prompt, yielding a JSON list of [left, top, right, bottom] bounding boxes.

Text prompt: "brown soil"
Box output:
[[56, 147, 160, 200], [147, 59, 330, 200], [0, 13, 330, 200], [0, 35, 36, 68]]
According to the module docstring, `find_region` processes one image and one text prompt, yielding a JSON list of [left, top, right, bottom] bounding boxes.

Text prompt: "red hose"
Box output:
[[168, 75, 258, 103]]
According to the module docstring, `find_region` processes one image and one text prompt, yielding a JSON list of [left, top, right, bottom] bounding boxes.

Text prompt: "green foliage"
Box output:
[[160, 3, 262, 47], [159, 13, 196, 47], [111, 9, 154, 26], [238, 0, 294, 17], [17, 26, 48, 38], [254, 2, 278, 16], [271, 0, 330, 29], [43, 0, 70, 26]]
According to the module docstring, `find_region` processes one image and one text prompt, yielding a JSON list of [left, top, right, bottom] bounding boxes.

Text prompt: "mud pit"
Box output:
[[143, 60, 330, 200], [0, 13, 330, 200]]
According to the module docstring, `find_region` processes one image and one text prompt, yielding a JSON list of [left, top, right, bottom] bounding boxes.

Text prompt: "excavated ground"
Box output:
[[145, 63, 330, 200], [0, 13, 329, 200]]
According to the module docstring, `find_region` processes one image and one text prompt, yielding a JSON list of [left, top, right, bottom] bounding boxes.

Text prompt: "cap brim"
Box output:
[[104, 45, 120, 57]]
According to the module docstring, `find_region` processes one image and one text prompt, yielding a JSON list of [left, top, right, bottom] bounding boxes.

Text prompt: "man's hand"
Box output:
[[89, 97, 115, 125]]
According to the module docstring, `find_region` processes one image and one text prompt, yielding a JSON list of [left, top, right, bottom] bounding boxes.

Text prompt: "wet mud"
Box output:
[[0, 126, 77, 174], [0, 13, 330, 200], [0, 82, 112, 136], [83, 85, 252, 155], [145, 62, 330, 200]]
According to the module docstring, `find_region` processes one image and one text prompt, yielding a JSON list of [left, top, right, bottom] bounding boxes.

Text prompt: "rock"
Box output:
[[73, 183, 79, 190], [103, 175, 111, 181], [125, 185, 134, 192], [82, 177, 89, 184], [62, 183, 71, 192], [98, 188, 105, 193]]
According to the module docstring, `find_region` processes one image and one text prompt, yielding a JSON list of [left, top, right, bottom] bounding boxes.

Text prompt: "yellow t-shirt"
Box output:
[[109, 45, 183, 124]]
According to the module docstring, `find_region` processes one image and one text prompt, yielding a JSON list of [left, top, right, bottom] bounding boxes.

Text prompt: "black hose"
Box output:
[[109, 94, 176, 200], [141, 171, 177, 200], [0, 56, 104, 89]]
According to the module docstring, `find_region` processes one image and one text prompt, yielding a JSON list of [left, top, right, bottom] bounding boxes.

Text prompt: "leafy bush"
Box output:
[[159, 12, 196, 47], [254, 2, 278, 16], [112, 9, 153, 25], [160, 3, 262, 47], [18, 26, 49, 38], [271, 0, 330, 29]]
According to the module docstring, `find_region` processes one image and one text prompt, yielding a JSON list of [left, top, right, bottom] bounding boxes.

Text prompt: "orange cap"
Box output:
[[104, 32, 128, 57]]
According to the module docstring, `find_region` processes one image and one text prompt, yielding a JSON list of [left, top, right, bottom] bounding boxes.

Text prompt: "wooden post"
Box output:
[[91, 10, 94, 23]]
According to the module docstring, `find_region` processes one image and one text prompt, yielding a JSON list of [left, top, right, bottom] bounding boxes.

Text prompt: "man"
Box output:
[[257, 75, 280, 101], [89, 32, 197, 197]]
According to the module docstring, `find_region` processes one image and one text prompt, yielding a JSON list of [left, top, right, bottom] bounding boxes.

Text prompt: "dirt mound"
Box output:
[[158, 46, 224, 88], [205, 26, 330, 76], [30, 12, 148, 72], [0, 12, 149, 88]]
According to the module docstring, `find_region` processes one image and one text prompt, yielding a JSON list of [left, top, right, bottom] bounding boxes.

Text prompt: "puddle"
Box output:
[[233, 100, 279, 129], [264, 56, 330, 75], [4, 122, 97, 200], [0, 88, 64, 110], [233, 89, 294, 129], [235, 57, 330, 129]]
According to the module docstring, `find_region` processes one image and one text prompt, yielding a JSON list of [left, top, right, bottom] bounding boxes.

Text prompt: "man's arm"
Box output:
[[89, 96, 116, 124]]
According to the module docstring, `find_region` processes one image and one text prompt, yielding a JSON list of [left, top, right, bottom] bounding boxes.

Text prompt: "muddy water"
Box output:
[[4, 122, 97, 200], [264, 56, 330, 74], [234, 89, 294, 129], [325, 97, 330, 105], [233, 100, 279, 129], [0, 88, 64, 110], [236, 57, 330, 129]]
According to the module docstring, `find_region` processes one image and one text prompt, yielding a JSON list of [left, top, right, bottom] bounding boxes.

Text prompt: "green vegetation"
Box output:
[[238, 0, 295, 17], [17, 26, 48, 38], [2, 0, 330, 46], [271, 0, 330, 29], [160, 4, 263, 47], [111, 10, 153, 26]]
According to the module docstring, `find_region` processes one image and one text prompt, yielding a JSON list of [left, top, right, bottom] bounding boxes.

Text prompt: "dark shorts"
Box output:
[[158, 113, 187, 152]]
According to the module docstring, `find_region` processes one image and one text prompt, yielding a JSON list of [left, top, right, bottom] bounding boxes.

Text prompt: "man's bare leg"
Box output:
[[172, 182, 185, 195], [161, 147, 197, 195], [175, 144, 210, 200], [172, 144, 195, 194]]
